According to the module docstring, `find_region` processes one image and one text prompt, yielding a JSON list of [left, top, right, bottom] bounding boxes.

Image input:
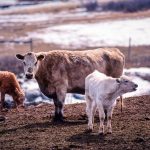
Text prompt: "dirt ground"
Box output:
[[0, 95, 149, 150]]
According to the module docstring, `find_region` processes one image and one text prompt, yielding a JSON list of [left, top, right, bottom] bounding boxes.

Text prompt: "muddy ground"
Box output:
[[0, 95, 149, 150]]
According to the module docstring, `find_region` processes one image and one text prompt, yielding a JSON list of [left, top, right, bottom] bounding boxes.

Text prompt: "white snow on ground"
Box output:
[[20, 78, 39, 91], [0, 0, 16, 5], [28, 17, 150, 48], [0, 8, 109, 23], [123, 67, 150, 98], [0, 13, 49, 23], [123, 76, 150, 98], [124, 67, 150, 79], [5, 67, 150, 107], [21, 67, 150, 105]]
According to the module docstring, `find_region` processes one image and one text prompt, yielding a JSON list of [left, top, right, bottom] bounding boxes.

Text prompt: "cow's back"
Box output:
[[36, 48, 124, 95]]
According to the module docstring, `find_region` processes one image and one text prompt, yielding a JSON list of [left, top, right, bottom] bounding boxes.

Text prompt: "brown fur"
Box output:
[[16, 48, 124, 121], [0, 71, 25, 110], [36, 48, 124, 97]]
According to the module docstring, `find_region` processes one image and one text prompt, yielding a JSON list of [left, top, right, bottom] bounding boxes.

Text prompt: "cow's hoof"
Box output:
[[85, 129, 93, 133], [107, 131, 112, 134], [53, 114, 64, 123], [99, 132, 104, 136]]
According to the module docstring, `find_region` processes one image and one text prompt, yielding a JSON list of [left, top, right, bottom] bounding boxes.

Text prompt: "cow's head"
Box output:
[[116, 76, 138, 94], [16, 52, 45, 79]]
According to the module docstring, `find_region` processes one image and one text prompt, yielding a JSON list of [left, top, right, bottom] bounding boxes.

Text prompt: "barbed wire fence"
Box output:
[[0, 38, 33, 52]]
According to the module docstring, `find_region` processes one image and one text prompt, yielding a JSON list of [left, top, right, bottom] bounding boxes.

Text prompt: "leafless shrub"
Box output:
[[102, 0, 150, 12], [0, 55, 23, 75]]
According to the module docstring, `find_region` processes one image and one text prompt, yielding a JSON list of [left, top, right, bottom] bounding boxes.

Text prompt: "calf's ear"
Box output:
[[116, 78, 121, 83], [37, 54, 45, 61], [16, 54, 24, 60]]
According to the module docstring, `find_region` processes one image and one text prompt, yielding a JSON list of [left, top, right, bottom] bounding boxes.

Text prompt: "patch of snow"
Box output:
[[0, 13, 49, 23], [123, 76, 150, 98], [21, 79, 39, 91], [0, 0, 16, 5], [124, 67, 150, 81], [123, 67, 150, 98], [4, 67, 150, 108], [0, 9, 109, 24], [28, 18, 150, 48]]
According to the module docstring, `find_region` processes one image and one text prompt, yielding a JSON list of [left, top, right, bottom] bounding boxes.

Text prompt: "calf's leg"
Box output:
[[106, 107, 114, 134], [97, 102, 105, 134], [87, 99, 96, 131]]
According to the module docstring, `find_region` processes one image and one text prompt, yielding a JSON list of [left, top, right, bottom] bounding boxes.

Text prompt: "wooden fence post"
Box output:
[[0, 39, 33, 52], [128, 37, 131, 61], [30, 38, 33, 52]]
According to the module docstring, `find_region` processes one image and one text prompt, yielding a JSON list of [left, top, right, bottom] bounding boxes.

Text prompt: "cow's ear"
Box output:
[[16, 54, 24, 60], [116, 78, 121, 83], [37, 54, 45, 61]]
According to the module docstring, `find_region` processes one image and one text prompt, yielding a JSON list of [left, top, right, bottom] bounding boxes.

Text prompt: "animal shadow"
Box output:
[[0, 119, 86, 135], [68, 131, 106, 144]]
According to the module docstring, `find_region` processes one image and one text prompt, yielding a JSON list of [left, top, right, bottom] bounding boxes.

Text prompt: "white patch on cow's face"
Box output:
[[118, 76, 138, 94], [23, 53, 38, 79], [16, 52, 45, 79]]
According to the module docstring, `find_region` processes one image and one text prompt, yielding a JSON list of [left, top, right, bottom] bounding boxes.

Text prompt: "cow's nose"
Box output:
[[26, 74, 33, 79]]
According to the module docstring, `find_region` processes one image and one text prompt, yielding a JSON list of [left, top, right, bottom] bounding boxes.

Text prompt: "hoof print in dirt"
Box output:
[[69, 144, 83, 149], [134, 137, 145, 143], [144, 116, 150, 120], [0, 116, 5, 122]]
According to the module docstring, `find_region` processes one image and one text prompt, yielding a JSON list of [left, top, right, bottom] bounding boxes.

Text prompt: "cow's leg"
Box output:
[[97, 102, 105, 135], [106, 107, 114, 134], [86, 97, 96, 132], [53, 88, 66, 122], [0, 92, 5, 111]]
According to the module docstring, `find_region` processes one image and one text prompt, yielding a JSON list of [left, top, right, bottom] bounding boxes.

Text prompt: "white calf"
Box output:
[[85, 70, 138, 134]]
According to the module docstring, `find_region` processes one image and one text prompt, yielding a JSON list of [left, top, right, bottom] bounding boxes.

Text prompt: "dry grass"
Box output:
[[0, 2, 80, 15], [0, 2, 150, 74]]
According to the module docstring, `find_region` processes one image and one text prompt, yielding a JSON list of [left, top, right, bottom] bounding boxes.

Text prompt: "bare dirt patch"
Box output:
[[0, 95, 150, 150]]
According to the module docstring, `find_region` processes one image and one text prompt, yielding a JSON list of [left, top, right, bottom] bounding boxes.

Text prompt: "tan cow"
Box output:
[[16, 48, 124, 122]]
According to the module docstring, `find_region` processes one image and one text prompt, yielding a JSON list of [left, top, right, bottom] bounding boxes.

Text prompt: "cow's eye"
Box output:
[[34, 61, 37, 65], [125, 80, 128, 83]]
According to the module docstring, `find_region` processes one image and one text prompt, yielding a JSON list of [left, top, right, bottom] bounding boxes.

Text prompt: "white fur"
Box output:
[[85, 70, 137, 134]]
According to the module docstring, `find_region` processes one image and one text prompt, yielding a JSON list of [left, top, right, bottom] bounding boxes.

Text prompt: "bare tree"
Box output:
[[80, 0, 98, 11]]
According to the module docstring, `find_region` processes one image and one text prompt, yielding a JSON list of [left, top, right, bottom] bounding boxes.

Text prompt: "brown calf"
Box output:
[[0, 71, 25, 110]]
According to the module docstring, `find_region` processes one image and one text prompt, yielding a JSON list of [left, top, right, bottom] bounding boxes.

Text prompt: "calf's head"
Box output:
[[15, 89, 25, 106], [16, 52, 45, 79], [116, 76, 138, 94]]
